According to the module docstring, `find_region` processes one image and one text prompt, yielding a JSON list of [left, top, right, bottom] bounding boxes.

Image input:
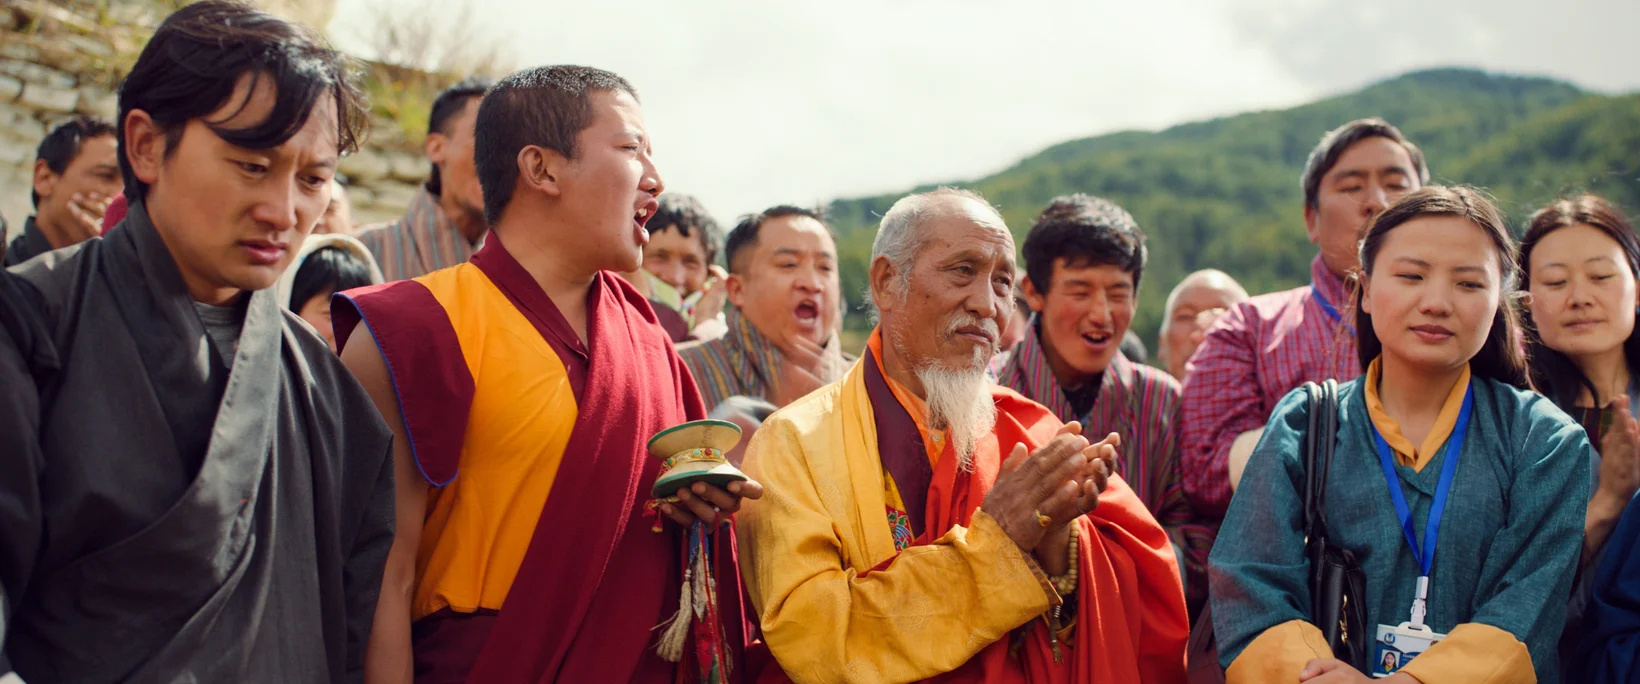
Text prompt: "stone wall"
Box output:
[[1, 0, 426, 242]]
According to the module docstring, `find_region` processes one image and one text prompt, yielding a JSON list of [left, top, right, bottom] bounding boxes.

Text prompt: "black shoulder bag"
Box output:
[[1185, 379, 1367, 681], [1302, 379, 1369, 671]]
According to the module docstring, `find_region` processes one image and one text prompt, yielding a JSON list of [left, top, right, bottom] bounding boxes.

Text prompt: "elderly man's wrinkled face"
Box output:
[[880, 204, 1016, 372]]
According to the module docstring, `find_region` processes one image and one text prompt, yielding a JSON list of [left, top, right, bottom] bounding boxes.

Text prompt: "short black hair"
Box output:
[[1022, 194, 1147, 294], [474, 65, 636, 226], [1300, 118, 1429, 211], [290, 245, 376, 310], [724, 205, 827, 274], [33, 115, 117, 207], [650, 193, 721, 264], [116, 0, 367, 205], [423, 77, 492, 197]]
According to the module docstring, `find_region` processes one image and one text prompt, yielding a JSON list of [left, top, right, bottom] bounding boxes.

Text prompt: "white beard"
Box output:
[[887, 315, 1001, 470], [916, 364, 997, 471]]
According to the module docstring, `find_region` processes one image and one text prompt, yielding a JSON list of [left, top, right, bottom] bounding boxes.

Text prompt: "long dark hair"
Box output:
[[1519, 194, 1640, 409], [1353, 186, 1529, 388]]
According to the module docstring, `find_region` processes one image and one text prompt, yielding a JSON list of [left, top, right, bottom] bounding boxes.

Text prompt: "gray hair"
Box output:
[[867, 187, 1000, 322]]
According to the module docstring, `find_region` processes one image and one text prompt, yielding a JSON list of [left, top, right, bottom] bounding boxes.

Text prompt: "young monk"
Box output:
[[338, 65, 758, 683], [1210, 186, 1590, 683]]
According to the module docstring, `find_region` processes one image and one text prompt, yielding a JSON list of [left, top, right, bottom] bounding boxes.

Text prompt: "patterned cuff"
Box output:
[[968, 509, 1060, 607]]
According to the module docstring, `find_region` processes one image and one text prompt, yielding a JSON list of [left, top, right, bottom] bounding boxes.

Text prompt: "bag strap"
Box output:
[[1301, 380, 1341, 545]]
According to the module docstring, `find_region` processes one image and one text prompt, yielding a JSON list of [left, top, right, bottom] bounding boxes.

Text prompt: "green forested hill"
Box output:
[[825, 68, 1640, 352]]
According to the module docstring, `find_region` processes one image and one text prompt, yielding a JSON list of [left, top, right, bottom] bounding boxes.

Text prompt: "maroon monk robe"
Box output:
[[334, 235, 748, 683]]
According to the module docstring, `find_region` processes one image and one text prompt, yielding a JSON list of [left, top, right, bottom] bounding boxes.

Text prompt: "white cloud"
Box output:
[[1221, 0, 1640, 95], [328, 0, 1636, 224]]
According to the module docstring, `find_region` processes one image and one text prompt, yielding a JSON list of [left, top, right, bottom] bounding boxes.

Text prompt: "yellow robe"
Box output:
[[738, 347, 1188, 683], [738, 385, 1050, 681]]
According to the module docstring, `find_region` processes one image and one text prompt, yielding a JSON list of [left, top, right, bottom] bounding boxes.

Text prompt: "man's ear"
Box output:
[[32, 158, 58, 202], [424, 131, 448, 167], [1021, 276, 1047, 313], [725, 272, 747, 309], [124, 109, 166, 187], [516, 145, 565, 199], [1303, 204, 1321, 244], [869, 256, 904, 315]]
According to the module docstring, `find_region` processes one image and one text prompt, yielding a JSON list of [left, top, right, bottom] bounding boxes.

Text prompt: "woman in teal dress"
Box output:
[[1209, 186, 1591, 683]]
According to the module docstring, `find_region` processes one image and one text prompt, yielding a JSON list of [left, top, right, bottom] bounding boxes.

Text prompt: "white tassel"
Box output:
[[692, 549, 709, 619], [653, 566, 693, 662]]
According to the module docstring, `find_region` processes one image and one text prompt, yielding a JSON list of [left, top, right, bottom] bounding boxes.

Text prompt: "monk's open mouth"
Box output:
[[632, 200, 658, 245]]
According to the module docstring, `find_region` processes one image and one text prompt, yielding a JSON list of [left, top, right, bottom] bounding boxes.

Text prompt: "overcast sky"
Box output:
[[329, 0, 1639, 223]]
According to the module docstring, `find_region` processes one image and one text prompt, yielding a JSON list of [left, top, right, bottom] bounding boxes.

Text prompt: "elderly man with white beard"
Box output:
[[736, 188, 1190, 684]]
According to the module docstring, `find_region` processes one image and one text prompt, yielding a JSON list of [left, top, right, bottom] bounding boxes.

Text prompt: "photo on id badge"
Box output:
[[1372, 622, 1445, 678]]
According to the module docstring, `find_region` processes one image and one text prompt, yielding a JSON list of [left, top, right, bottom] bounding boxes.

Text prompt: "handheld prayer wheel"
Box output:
[[646, 419, 745, 677], [648, 419, 749, 500]]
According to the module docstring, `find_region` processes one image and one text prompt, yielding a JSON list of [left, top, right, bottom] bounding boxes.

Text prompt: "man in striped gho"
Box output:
[[996, 193, 1214, 617], [355, 79, 491, 281]]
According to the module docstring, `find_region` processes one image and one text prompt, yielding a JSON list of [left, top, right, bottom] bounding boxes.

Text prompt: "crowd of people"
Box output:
[[0, 2, 1637, 683]]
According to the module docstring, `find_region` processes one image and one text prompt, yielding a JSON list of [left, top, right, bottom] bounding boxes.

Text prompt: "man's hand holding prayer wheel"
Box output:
[[659, 479, 766, 527]]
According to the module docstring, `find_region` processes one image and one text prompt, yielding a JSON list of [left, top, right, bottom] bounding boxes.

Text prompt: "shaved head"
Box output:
[[1162, 269, 1248, 330], [1159, 268, 1249, 379]]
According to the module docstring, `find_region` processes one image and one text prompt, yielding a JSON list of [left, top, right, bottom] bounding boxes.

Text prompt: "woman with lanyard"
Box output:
[[1517, 194, 1640, 680], [1208, 186, 1591, 683]]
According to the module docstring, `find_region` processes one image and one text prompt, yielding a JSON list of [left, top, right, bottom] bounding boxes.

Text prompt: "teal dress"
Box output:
[[1209, 375, 1591, 681]]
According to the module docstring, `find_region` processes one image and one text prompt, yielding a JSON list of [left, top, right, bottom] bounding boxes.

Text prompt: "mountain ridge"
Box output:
[[825, 67, 1640, 352]]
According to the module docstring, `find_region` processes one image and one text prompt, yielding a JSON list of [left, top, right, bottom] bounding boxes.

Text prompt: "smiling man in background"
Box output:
[[997, 193, 1212, 616]]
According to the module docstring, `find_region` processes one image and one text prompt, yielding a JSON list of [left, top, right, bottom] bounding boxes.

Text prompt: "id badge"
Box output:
[[1371, 622, 1447, 678]]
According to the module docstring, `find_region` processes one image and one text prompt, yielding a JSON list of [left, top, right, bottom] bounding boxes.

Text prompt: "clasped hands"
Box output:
[[979, 422, 1120, 575]]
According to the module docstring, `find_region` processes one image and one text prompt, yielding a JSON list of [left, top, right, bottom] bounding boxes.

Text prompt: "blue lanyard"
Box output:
[[1311, 287, 1355, 335], [1369, 383, 1473, 626]]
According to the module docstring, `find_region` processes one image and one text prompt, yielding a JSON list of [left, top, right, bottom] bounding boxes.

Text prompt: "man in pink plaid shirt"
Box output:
[[1178, 118, 1430, 518]]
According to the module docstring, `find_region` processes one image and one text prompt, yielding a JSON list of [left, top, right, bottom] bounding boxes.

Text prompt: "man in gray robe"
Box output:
[[0, 3, 394, 682]]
